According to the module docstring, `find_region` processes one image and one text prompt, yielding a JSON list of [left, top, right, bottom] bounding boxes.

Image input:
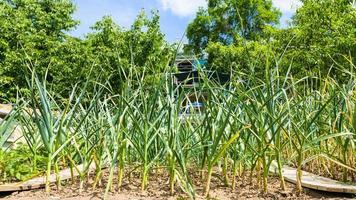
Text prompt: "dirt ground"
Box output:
[[1, 168, 355, 200]]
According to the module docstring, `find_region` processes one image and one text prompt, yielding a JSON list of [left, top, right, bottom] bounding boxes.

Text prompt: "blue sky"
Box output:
[[70, 0, 301, 43]]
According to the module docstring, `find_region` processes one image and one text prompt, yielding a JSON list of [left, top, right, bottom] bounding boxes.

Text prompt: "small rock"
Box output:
[[280, 191, 289, 197], [127, 184, 136, 190]]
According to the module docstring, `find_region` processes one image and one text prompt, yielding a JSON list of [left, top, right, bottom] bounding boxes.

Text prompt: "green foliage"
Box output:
[[9, 65, 356, 197], [196, 0, 356, 82], [0, 0, 355, 197], [0, 146, 46, 183], [0, 1, 172, 101], [272, 0, 356, 81], [185, 0, 281, 54], [0, 0, 79, 100], [206, 40, 275, 78], [86, 11, 172, 92]]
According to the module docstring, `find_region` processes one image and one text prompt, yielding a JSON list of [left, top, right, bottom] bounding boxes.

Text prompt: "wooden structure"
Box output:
[[172, 58, 230, 115], [270, 163, 356, 194], [0, 104, 26, 149], [0, 104, 12, 119], [0, 164, 96, 192]]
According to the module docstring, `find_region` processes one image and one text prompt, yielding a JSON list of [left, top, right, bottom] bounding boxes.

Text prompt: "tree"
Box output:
[[86, 11, 172, 91], [0, 0, 79, 100], [185, 0, 281, 55], [206, 40, 275, 78], [275, 0, 356, 80], [0, 1, 172, 100]]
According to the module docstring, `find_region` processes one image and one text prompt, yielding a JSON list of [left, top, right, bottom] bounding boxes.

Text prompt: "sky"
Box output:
[[70, 0, 302, 43]]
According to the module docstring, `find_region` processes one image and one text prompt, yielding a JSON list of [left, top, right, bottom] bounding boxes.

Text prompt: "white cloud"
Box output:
[[159, 0, 207, 17], [272, 0, 302, 12], [158, 0, 302, 18]]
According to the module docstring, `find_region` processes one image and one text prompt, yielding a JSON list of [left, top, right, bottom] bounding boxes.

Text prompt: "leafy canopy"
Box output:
[[0, 0, 172, 101], [185, 0, 281, 54], [275, 0, 356, 80], [0, 0, 78, 99]]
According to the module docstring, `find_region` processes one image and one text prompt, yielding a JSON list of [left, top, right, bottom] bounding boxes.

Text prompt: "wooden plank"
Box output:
[[0, 104, 12, 118], [0, 163, 96, 192], [270, 162, 356, 194]]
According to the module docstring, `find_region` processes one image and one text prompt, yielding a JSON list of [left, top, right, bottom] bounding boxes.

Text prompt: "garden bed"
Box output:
[[3, 168, 352, 200]]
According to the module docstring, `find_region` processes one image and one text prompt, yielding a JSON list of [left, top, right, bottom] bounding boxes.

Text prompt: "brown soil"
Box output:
[[1, 168, 355, 200]]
